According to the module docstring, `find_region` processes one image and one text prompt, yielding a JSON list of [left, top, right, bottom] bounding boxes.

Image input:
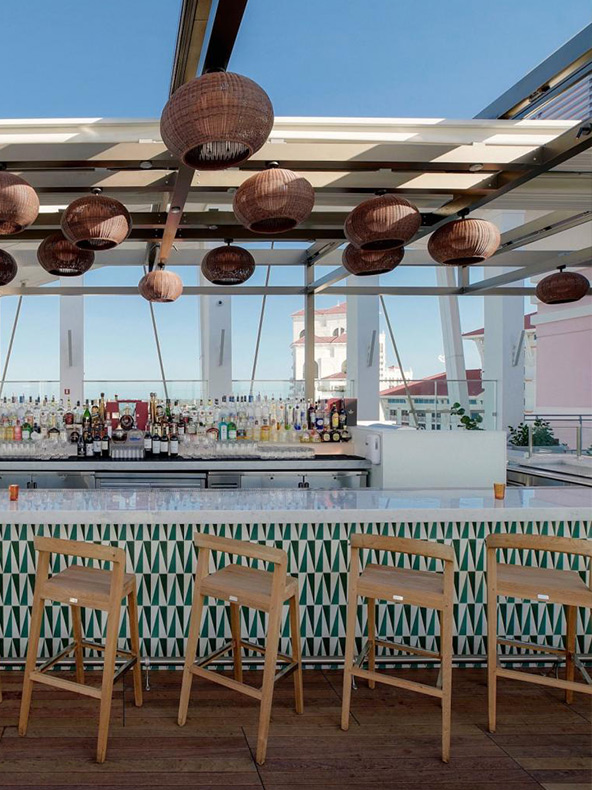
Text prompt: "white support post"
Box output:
[[59, 277, 84, 404], [200, 284, 232, 400], [483, 211, 526, 430], [437, 266, 469, 412], [347, 275, 380, 421]]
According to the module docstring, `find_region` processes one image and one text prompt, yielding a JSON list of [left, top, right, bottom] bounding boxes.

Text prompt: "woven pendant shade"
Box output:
[[0, 172, 40, 235], [61, 195, 132, 250], [138, 269, 183, 303], [0, 249, 17, 285], [201, 244, 255, 285], [535, 268, 590, 305], [37, 232, 95, 276], [344, 194, 421, 251], [428, 218, 500, 265], [160, 72, 274, 170], [233, 167, 315, 233], [342, 244, 404, 276]]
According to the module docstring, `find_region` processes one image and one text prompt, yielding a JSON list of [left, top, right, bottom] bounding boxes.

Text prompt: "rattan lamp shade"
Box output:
[[0, 249, 17, 285], [160, 72, 274, 170], [37, 232, 95, 276], [535, 268, 590, 304], [201, 244, 255, 285], [233, 168, 315, 233], [61, 195, 132, 251], [344, 194, 421, 251], [138, 269, 183, 303], [0, 172, 40, 235], [342, 244, 404, 276], [428, 218, 500, 265]]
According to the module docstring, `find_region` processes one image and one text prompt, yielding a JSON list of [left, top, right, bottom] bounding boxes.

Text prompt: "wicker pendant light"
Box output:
[[37, 232, 95, 276], [0, 249, 17, 285], [233, 165, 315, 233], [201, 242, 255, 285], [0, 172, 40, 235], [61, 191, 132, 250], [138, 268, 183, 303], [535, 266, 590, 305], [342, 244, 404, 276], [160, 71, 274, 170], [428, 217, 500, 265], [344, 194, 421, 251]]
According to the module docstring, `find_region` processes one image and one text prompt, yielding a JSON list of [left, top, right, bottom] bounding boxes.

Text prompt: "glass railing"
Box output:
[[378, 378, 498, 430], [510, 413, 592, 457]]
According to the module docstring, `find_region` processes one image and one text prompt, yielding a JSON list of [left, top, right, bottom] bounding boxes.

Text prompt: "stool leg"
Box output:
[[367, 598, 376, 689], [229, 602, 243, 683], [340, 587, 359, 731], [18, 594, 46, 736], [487, 586, 497, 734], [440, 605, 453, 764], [178, 587, 205, 726], [288, 595, 304, 715], [71, 605, 85, 685], [127, 585, 143, 708], [256, 600, 283, 765], [96, 605, 121, 764], [565, 605, 577, 705]]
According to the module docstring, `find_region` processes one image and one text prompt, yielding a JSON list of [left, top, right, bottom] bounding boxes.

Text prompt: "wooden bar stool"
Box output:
[[178, 532, 303, 765], [19, 536, 143, 763], [341, 534, 455, 762], [487, 533, 592, 732]]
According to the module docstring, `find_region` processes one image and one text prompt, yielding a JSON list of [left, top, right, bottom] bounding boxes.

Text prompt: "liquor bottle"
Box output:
[[160, 426, 169, 455], [99, 393, 106, 422], [77, 432, 85, 457], [152, 426, 161, 455], [144, 425, 152, 455], [227, 413, 237, 442], [101, 426, 110, 457], [64, 399, 74, 426], [331, 404, 339, 429], [14, 419, 22, 441], [218, 412, 228, 442], [169, 427, 179, 457], [22, 418, 32, 441], [93, 426, 102, 455], [84, 430, 94, 457], [83, 402, 91, 430], [339, 403, 347, 429]]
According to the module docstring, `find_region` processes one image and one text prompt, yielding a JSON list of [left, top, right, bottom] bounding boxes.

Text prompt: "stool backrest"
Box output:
[[33, 536, 128, 605], [486, 533, 591, 588], [192, 531, 288, 596]]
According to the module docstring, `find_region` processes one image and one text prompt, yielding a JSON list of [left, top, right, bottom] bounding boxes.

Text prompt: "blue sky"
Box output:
[[0, 1, 589, 393]]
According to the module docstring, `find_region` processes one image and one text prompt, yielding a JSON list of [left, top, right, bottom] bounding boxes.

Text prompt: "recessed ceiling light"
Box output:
[[170, 206, 182, 214], [469, 163, 484, 172], [140, 161, 153, 170]]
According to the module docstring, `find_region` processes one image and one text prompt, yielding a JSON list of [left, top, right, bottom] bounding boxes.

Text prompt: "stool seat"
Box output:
[[497, 563, 592, 608], [201, 563, 298, 611], [42, 565, 136, 610], [358, 563, 445, 609]]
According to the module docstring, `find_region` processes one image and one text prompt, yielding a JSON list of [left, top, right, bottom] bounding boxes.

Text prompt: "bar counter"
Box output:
[[1, 487, 590, 665]]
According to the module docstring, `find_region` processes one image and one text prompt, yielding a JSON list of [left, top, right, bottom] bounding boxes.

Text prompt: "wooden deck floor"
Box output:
[[0, 667, 590, 789]]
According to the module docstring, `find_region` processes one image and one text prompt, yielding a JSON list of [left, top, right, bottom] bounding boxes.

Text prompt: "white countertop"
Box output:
[[0, 487, 590, 525]]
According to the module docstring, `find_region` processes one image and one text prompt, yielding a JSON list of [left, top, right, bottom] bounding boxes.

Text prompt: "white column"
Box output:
[[59, 277, 84, 404], [437, 266, 469, 410], [483, 211, 526, 430], [200, 288, 232, 400], [347, 275, 380, 421]]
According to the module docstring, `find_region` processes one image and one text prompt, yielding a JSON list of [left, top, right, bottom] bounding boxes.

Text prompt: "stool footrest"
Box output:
[[195, 641, 234, 669], [354, 641, 371, 668], [113, 657, 137, 684], [352, 666, 444, 699], [274, 662, 299, 684], [38, 643, 77, 673], [191, 665, 263, 700], [80, 639, 133, 659], [497, 637, 567, 656], [375, 638, 440, 660], [29, 671, 102, 699], [240, 639, 292, 663], [498, 666, 592, 695]]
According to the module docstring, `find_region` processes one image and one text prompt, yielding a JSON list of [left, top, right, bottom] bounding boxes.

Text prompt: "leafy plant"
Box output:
[[507, 418, 559, 447], [451, 402, 483, 430]]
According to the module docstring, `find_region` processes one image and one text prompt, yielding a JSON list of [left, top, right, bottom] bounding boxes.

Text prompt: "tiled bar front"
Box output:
[[1, 488, 591, 665]]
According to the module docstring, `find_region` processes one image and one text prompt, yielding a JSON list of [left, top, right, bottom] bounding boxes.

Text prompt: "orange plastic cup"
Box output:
[[493, 482, 506, 500], [9, 484, 19, 501]]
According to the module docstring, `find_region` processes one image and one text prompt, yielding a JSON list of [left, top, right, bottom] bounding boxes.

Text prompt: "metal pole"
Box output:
[[380, 295, 420, 429], [143, 263, 169, 401], [249, 264, 272, 396], [304, 264, 316, 401], [0, 295, 23, 398]]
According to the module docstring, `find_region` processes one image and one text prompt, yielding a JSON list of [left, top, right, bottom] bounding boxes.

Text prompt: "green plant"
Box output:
[[507, 418, 559, 447], [451, 402, 483, 430]]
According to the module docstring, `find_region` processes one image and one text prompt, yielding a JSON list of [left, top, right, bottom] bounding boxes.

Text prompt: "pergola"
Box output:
[[0, 1, 590, 422]]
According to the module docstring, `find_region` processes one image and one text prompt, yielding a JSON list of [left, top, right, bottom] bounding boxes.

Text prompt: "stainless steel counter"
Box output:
[[0, 456, 371, 490]]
